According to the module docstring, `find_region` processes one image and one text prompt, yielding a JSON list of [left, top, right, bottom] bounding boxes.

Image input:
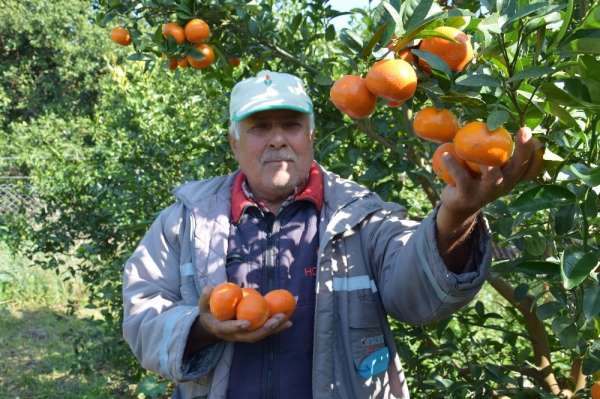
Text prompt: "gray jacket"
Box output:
[[122, 165, 491, 399]]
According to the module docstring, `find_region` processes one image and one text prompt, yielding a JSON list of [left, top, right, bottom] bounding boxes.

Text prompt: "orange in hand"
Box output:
[[184, 18, 210, 43], [365, 59, 417, 102], [419, 26, 473, 73], [413, 107, 459, 143], [465, 160, 482, 175], [454, 121, 513, 167], [330, 75, 376, 119], [241, 287, 262, 298], [236, 293, 270, 331], [432, 143, 468, 186], [264, 289, 296, 319], [209, 282, 243, 321]]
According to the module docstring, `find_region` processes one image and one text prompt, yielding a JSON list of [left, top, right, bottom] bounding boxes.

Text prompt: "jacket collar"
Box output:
[[172, 162, 377, 226]]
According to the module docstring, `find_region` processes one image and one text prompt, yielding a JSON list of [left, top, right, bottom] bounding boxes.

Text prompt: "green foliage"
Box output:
[[1, 0, 599, 397]]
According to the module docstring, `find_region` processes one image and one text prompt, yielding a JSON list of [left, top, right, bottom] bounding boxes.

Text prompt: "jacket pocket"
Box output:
[[348, 291, 389, 379], [179, 262, 199, 305]]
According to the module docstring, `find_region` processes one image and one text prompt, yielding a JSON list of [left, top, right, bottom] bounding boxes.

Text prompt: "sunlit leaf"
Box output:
[[511, 185, 576, 212]]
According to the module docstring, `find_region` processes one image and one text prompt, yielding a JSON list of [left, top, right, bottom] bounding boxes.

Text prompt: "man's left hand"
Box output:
[[434, 127, 543, 271], [438, 127, 544, 229]]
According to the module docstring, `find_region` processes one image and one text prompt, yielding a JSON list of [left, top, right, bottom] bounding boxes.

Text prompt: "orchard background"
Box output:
[[1, 0, 599, 397]]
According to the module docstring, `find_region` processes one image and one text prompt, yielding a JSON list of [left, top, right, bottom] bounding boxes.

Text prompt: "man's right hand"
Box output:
[[197, 285, 292, 344]]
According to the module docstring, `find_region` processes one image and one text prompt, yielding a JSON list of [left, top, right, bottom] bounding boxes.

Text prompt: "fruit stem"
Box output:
[[257, 40, 321, 75], [498, 33, 524, 123]]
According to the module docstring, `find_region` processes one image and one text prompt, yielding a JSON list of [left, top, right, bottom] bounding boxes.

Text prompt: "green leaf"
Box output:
[[511, 185, 576, 213], [582, 349, 600, 375], [404, 0, 433, 32], [545, 102, 578, 128], [507, 66, 553, 83], [376, 0, 402, 43], [492, 260, 560, 276], [554, 205, 576, 235], [174, 2, 192, 18], [290, 14, 303, 32], [514, 283, 529, 302], [411, 49, 451, 75], [551, 0, 574, 49], [562, 29, 600, 54], [552, 319, 578, 348], [478, 13, 505, 35], [579, 3, 600, 29], [188, 47, 206, 60], [523, 233, 546, 257], [340, 28, 363, 52], [325, 24, 336, 41], [382, 2, 403, 28], [127, 53, 152, 61], [569, 163, 600, 188], [561, 250, 600, 290], [583, 284, 600, 320], [361, 23, 387, 59], [415, 29, 459, 42], [584, 187, 599, 218], [503, 3, 565, 31], [541, 82, 582, 108], [248, 19, 259, 35], [315, 73, 332, 86], [536, 301, 563, 320], [455, 74, 502, 88], [486, 110, 510, 130], [439, 95, 487, 108]]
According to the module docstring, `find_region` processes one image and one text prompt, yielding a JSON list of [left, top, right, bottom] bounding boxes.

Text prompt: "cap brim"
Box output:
[[232, 103, 312, 122]]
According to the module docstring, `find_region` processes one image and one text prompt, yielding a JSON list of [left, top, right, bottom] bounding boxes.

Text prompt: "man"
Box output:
[[122, 71, 542, 399]]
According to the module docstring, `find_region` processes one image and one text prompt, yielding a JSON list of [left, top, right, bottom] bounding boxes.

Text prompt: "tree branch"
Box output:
[[487, 274, 562, 395], [354, 119, 440, 207], [570, 357, 586, 394]]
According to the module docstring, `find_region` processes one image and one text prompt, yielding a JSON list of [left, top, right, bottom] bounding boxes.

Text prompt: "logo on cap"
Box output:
[[263, 73, 272, 87]]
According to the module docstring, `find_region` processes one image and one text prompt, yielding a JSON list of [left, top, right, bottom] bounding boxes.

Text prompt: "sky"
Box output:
[[328, 0, 377, 30]]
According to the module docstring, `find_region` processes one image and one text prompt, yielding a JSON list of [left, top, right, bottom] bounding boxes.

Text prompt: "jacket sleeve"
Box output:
[[122, 201, 223, 382], [365, 203, 492, 325]]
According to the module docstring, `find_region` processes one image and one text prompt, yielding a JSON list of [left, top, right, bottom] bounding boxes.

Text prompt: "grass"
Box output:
[[0, 242, 139, 398]]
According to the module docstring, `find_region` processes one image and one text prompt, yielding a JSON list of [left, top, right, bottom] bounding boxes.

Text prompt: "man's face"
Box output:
[[229, 109, 314, 202]]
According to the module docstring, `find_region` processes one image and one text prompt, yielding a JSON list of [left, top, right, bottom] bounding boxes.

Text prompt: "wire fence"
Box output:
[[0, 157, 38, 215], [0, 181, 38, 215]]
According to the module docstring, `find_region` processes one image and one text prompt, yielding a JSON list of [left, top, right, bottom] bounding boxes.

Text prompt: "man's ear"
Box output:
[[229, 133, 239, 162]]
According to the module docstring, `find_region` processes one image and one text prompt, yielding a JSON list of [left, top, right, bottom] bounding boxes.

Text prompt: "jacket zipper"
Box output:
[[263, 213, 280, 399]]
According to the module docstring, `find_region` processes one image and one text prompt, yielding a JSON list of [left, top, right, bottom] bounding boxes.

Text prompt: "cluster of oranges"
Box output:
[[413, 107, 513, 186], [209, 282, 296, 331], [110, 18, 224, 71], [329, 58, 416, 119], [329, 26, 473, 119], [329, 25, 514, 186]]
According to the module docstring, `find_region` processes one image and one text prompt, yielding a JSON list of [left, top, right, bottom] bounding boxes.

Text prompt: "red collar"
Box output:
[[231, 161, 323, 223]]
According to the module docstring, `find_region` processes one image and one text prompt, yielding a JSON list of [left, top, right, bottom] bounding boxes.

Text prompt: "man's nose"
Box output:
[[268, 126, 287, 148]]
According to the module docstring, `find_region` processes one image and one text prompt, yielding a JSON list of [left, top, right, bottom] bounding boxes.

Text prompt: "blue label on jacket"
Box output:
[[357, 347, 390, 379]]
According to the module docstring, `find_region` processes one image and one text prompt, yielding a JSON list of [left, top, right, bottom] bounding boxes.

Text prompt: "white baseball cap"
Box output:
[[229, 70, 313, 122]]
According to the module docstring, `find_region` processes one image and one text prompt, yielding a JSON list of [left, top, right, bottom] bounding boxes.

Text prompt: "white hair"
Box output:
[[228, 113, 315, 140]]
